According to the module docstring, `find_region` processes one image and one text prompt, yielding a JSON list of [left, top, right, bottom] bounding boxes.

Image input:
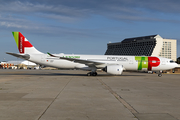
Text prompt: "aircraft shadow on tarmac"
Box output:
[[0, 69, 147, 77], [0, 72, 146, 77], [50, 73, 146, 77]]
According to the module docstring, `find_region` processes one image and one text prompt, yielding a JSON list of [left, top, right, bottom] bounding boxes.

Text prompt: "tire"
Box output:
[[158, 74, 162, 77]]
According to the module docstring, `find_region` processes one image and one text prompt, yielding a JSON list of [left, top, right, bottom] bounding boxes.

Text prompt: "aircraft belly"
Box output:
[[51, 60, 77, 68], [122, 62, 138, 71], [124, 64, 137, 70], [29, 56, 76, 69], [152, 64, 174, 71]]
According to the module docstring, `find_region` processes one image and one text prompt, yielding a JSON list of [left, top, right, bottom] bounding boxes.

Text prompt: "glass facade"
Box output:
[[105, 35, 157, 56]]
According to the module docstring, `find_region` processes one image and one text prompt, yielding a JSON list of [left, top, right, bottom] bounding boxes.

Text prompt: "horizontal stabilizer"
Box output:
[[6, 52, 30, 60]]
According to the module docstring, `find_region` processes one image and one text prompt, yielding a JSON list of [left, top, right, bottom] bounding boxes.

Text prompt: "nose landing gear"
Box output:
[[158, 71, 162, 77]]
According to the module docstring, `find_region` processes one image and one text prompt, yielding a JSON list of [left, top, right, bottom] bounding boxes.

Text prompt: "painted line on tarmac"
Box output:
[[37, 78, 72, 120], [97, 78, 138, 114]]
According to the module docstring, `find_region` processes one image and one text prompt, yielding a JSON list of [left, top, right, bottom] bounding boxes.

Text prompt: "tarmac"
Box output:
[[0, 69, 180, 120]]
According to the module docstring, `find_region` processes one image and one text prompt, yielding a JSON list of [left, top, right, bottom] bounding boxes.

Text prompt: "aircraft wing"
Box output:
[[47, 52, 105, 67], [6, 52, 30, 60]]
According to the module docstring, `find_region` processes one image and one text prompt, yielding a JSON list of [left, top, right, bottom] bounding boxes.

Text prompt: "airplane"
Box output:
[[6, 32, 178, 77]]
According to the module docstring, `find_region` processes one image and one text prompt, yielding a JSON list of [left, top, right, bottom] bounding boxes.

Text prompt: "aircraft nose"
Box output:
[[175, 63, 179, 67]]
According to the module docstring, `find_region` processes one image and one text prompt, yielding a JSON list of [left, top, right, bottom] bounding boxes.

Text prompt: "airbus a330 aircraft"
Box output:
[[7, 32, 178, 77]]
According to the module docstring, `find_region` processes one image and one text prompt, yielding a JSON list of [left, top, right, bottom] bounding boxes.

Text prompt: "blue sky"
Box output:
[[0, 0, 180, 61]]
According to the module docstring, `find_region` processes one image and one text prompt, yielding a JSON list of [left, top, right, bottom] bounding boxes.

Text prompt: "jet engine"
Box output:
[[102, 65, 123, 75]]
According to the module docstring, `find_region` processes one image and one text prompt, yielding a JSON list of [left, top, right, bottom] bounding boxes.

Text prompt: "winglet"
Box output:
[[47, 52, 57, 57]]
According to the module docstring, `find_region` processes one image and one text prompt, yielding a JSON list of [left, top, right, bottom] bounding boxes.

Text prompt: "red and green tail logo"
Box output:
[[12, 32, 33, 54]]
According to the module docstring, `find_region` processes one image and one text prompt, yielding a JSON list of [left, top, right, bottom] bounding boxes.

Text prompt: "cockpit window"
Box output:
[[170, 60, 175, 63]]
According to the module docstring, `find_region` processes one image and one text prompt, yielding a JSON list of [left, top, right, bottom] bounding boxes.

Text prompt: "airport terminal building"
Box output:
[[105, 35, 177, 61]]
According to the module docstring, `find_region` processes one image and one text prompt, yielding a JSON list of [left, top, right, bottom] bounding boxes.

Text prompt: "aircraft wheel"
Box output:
[[158, 71, 162, 77], [92, 72, 97, 76], [158, 73, 162, 77], [87, 72, 97, 76], [87, 72, 91, 76]]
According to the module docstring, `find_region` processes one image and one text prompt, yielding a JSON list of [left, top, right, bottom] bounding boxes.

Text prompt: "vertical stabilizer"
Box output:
[[12, 32, 42, 54]]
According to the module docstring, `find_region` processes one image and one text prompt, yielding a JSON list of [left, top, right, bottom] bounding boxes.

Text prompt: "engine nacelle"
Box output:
[[102, 65, 123, 75]]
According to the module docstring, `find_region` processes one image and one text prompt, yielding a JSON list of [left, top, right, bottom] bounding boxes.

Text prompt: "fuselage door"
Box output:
[[129, 58, 133, 64], [41, 55, 45, 62], [162, 59, 166, 65]]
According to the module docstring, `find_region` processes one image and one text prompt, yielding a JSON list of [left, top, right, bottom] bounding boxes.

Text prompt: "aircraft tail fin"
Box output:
[[12, 32, 42, 54]]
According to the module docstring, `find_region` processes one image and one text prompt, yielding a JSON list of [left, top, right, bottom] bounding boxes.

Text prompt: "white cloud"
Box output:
[[0, 0, 180, 35], [0, 21, 24, 28], [1, 0, 180, 23]]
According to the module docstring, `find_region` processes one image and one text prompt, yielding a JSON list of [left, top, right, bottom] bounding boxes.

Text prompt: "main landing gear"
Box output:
[[87, 72, 97, 76]]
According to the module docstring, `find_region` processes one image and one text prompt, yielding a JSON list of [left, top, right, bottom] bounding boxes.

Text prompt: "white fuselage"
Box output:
[[28, 53, 178, 71]]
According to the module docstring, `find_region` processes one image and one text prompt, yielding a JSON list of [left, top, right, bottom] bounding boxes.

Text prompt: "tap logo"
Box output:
[[13, 32, 33, 54], [18, 32, 33, 54], [135, 56, 160, 71]]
